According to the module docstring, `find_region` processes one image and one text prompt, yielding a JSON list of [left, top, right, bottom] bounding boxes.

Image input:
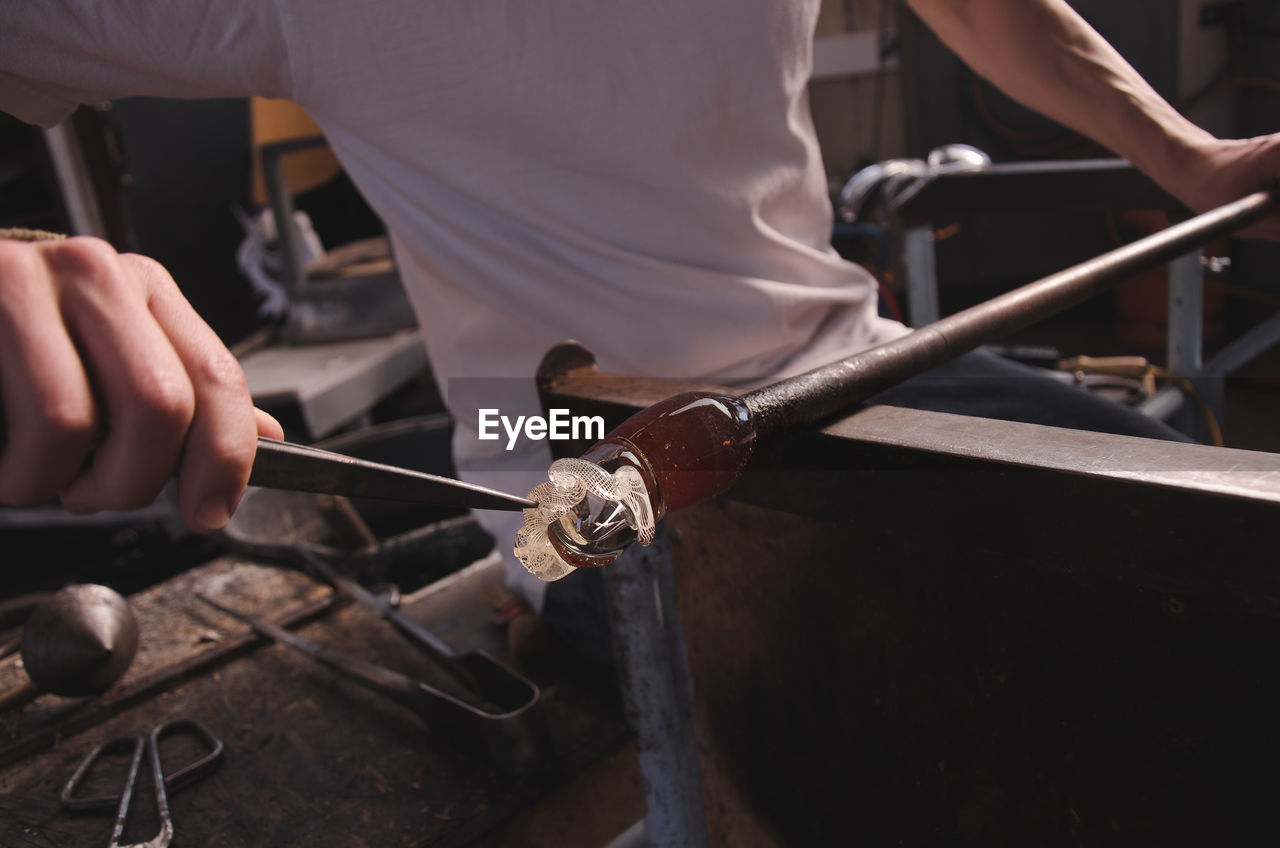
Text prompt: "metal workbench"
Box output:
[[538, 350, 1280, 847], [0, 557, 629, 847]]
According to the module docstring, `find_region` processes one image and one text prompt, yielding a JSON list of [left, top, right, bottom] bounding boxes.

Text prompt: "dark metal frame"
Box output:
[[538, 350, 1280, 846], [534, 186, 1278, 840]]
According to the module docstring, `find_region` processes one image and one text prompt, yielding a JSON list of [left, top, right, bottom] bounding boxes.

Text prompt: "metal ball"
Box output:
[[20, 584, 139, 697]]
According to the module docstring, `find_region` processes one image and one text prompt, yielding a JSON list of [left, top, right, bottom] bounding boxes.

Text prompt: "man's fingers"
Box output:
[[50, 240, 195, 513], [254, 407, 284, 440], [0, 238, 265, 529], [123, 253, 261, 531], [0, 242, 99, 504]]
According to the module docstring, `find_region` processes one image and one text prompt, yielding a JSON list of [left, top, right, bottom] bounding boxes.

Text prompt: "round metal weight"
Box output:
[[20, 584, 138, 697]]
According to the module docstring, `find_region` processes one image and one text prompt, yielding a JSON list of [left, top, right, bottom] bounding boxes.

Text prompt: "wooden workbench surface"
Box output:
[[0, 558, 627, 847]]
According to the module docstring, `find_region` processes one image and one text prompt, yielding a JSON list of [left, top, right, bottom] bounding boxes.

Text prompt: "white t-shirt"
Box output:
[[2, 0, 908, 605]]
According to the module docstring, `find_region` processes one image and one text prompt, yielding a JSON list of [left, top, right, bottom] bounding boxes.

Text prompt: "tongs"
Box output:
[[196, 561, 548, 775], [249, 437, 536, 512]]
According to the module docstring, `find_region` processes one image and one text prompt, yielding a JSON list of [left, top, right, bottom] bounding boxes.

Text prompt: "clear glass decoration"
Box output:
[[514, 392, 757, 581]]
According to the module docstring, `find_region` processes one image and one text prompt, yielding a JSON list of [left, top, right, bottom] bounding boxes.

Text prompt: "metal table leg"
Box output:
[[602, 528, 709, 848], [903, 224, 940, 328], [1165, 250, 1205, 437]]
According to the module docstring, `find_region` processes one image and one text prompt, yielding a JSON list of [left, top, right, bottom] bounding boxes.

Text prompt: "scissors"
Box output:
[[60, 718, 224, 848], [248, 437, 536, 512]]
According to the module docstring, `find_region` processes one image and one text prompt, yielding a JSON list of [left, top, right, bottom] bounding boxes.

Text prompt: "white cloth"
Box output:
[[1, 0, 908, 607]]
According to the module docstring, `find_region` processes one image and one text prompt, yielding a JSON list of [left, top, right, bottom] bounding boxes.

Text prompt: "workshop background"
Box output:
[[3, 1, 1280, 846]]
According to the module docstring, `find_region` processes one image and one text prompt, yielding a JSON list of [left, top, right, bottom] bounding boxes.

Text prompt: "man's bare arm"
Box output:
[[907, 0, 1280, 237]]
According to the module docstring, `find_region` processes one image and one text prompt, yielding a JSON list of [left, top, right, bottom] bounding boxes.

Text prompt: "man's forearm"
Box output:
[[906, 0, 1214, 197]]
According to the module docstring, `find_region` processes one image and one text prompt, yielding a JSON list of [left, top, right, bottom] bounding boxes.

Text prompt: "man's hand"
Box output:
[[1176, 135, 1280, 240], [0, 236, 283, 530]]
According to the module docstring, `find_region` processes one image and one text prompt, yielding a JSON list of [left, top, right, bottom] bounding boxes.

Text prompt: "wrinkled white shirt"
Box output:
[[1, 0, 907, 606]]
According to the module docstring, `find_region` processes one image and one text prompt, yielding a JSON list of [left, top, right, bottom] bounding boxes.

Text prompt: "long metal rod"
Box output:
[[743, 190, 1276, 436]]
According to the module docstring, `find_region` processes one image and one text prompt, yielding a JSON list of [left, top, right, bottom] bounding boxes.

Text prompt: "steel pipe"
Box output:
[[743, 190, 1276, 437]]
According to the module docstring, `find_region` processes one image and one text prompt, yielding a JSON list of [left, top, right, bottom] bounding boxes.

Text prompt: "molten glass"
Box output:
[[514, 392, 757, 581]]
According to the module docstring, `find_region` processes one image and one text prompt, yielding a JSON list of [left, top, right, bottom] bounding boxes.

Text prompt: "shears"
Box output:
[[60, 718, 224, 848], [248, 437, 536, 512]]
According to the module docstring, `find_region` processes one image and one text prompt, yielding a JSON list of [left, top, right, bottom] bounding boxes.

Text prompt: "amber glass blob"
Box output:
[[581, 391, 758, 517], [546, 391, 758, 569]]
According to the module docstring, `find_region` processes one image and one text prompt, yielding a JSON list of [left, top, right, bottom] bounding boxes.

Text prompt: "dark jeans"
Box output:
[[543, 347, 1191, 665], [869, 347, 1192, 442]]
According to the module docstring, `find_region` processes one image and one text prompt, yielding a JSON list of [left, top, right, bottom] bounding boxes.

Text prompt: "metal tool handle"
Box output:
[[0, 429, 533, 511], [248, 437, 536, 511], [59, 719, 224, 812], [195, 592, 434, 712], [300, 555, 458, 659], [743, 190, 1276, 436], [59, 735, 172, 848]]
